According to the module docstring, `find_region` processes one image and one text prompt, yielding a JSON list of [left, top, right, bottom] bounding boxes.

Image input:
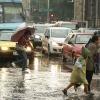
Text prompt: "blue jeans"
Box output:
[[15, 50, 27, 71]]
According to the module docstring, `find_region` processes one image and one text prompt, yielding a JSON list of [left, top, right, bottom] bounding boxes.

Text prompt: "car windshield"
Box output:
[[51, 29, 71, 38], [76, 34, 92, 44], [34, 24, 54, 34], [61, 23, 76, 29], [0, 4, 24, 23], [0, 31, 13, 40], [35, 25, 46, 33]]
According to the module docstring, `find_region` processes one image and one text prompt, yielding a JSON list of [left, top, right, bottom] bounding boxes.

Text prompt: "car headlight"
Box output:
[[1, 47, 9, 51], [35, 35, 41, 39], [52, 42, 58, 46], [25, 47, 32, 52]]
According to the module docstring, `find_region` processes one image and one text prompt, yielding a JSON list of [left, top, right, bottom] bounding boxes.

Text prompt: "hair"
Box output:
[[85, 31, 99, 47], [81, 47, 90, 59], [91, 35, 99, 43], [94, 31, 100, 36]]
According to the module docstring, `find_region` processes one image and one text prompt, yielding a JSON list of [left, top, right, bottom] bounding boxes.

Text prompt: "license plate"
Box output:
[[13, 51, 18, 55]]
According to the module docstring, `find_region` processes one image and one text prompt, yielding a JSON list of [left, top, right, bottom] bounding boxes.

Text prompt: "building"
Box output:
[[74, 0, 100, 28], [22, 0, 74, 23]]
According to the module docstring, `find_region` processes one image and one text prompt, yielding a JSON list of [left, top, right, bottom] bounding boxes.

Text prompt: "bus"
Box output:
[[0, 0, 26, 31]]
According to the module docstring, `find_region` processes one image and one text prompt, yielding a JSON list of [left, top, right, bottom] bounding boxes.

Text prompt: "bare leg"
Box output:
[[62, 83, 74, 96], [84, 84, 88, 94], [65, 83, 74, 91]]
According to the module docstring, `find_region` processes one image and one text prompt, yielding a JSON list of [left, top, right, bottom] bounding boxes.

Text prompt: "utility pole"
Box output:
[[82, 0, 85, 21], [47, 0, 50, 23], [95, 0, 98, 28]]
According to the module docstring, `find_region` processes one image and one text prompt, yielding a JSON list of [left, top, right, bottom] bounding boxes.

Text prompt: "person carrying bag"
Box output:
[[62, 47, 90, 96]]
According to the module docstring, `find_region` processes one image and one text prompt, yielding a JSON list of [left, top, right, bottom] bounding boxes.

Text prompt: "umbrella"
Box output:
[[11, 26, 35, 42]]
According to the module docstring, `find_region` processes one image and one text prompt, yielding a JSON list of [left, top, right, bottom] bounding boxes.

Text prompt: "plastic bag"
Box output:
[[75, 58, 82, 69]]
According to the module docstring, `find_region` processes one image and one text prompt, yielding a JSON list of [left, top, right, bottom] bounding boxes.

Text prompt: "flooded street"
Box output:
[[0, 52, 100, 100]]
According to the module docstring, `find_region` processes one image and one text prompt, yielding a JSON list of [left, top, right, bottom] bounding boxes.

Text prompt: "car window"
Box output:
[[4, 5, 24, 23], [35, 25, 46, 33], [65, 33, 74, 43], [69, 34, 76, 43], [76, 34, 92, 44], [0, 5, 3, 22], [0, 32, 13, 40], [51, 29, 71, 38], [44, 29, 50, 37], [61, 23, 76, 29]]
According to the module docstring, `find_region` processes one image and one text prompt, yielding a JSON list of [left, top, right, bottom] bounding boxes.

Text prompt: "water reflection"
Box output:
[[34, 57, 39, 72], [0, 54, 100, 100], [92, 79, 100, 91]]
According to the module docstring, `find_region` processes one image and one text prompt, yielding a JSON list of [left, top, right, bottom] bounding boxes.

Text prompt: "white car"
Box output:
[[42, 27, 72, 55]]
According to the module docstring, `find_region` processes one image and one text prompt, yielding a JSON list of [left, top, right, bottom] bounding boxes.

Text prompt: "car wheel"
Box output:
[[62, 55, 66, 62]]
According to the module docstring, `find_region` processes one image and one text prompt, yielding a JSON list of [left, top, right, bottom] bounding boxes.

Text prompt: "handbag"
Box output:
[[75, 58, 82, 69]]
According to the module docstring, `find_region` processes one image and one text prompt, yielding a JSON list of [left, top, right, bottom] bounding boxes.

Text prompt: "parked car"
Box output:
[[62, 32, 94, 63], [0, 30, 34, 62], [42, 27, 72, 55]]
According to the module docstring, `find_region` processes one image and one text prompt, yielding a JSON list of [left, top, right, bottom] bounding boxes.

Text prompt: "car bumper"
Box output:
[[0, 51, 34, 61], [51, 46, 62, 54], [0, 51, 18, 61]]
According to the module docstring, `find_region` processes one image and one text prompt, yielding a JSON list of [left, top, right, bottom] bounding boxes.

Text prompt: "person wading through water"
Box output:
[[62, 47, 90, 96], [11, 27, 35, 73], [74, 33, 100, 95]]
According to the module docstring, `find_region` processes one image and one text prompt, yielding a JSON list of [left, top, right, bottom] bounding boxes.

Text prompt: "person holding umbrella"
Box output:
[[11, 26, 35, 73]]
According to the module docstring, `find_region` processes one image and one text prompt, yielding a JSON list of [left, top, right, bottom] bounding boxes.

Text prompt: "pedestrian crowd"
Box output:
[[62, 31, 100, 96], [11, 27, 100, 95]]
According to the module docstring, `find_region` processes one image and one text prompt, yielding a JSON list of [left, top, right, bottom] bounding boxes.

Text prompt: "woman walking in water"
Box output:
[[62, 47, 90, 96]]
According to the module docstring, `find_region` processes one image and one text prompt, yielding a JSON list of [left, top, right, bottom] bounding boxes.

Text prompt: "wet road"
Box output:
[[0, 52, 100, 100]]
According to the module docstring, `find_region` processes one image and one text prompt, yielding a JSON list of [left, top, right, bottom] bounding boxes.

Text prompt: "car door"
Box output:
[[63, 34, 76, 56]]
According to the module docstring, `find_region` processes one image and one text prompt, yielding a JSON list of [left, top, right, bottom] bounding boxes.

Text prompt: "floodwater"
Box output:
[[0, 52, 100, 100]]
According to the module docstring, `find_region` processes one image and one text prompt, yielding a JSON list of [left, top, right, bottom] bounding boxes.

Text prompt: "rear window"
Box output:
[[76, 34, 92, 44], [51, 28, 71, 38]]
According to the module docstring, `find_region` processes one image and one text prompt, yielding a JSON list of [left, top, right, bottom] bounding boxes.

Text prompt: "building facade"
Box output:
[[74, 0, 100, 28]]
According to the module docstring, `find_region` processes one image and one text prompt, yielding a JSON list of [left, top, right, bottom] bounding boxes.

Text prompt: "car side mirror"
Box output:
[[68, 41, 74, 46]]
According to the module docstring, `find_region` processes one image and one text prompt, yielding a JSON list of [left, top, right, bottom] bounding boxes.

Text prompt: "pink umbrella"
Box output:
[[11, 27, 35, 42]]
